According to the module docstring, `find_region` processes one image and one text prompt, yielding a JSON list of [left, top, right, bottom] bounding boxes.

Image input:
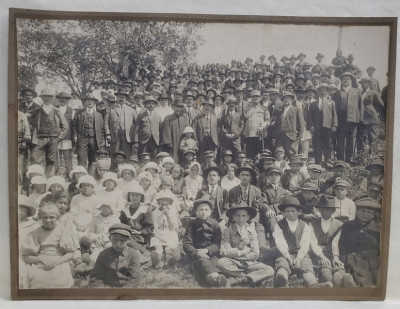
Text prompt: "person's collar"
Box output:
[[286, 218, 299, 227], [240, 183, 250, 189], [342, 85, 351, 92], [235, 222, 250, 233], [321, 217, 333, 224], [25, 101, 33, 107]]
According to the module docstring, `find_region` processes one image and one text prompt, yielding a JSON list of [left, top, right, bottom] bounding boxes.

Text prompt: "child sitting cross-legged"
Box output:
[[218, 201, 275, 287], [182, 198, 227, 287], [296, 183, 320, 223]]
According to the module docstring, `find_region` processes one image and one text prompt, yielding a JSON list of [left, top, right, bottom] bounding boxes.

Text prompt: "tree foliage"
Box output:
[[17, 19, 204, 96]]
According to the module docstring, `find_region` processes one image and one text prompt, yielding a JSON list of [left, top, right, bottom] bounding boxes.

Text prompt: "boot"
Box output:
[[342, 273, 356, 287], [226, 275, 248, 287]]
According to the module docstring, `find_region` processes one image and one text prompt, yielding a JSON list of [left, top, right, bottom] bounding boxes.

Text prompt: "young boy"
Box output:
[[302, 164, 325, 189], [218, 201, 274, 287], [333, 198, 381, 287], [89, 223, 142, 288], [274, 147, 289, 171], [201, 150, 217, 171], [182, 199, 226, 287], [333, 179, 356, 222], [281, 156, 307, 194], [297, 183, 320, 222], [220, 150, 234, 177], [271, 197, 323, 288]]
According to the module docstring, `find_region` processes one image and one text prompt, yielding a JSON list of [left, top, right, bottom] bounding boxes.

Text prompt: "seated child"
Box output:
[[138, 171, 157, 205], [144, 162, 162, 191], [297, 183, 320, 222], [21, 203, 77, 288], [179, 126, 198, 156], [110, 150, 127, 175], [150, 190, 181, 269], [46, 176, 67, 196], [181, 150, 196, 173], [161, 156, 175, 177], [281, 156, 307, 194], [88, 149, 111, 176], [97, 172, 126, 214], [333, 179, 356, 222], [359, 158, 384, 192], [309, 195, 352, 287], [156, 152, 170, 167], [89, 223, 142, 288], [220, 150, 234, 177], [116, 164, 140, 195], [201, 150, 218, 171], [274, 147, 289, 172], [182, 199, 226, 287], [182, 162, 204, 210], [333, 198, 381, 287], [302, 164, 325, 189], [92, 159, 111, 186], [119, 183, 154, 254], [218, 201, 274, 287], [28, 176, 48, 216], [271, 197, 321, 288], [170, 164, 185, 195], [21, 164, 45, 196]]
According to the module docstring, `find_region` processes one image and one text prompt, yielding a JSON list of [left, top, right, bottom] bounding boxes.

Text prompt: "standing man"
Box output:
[[132, 96, 162, 160], [73, 93, 105, 169], [183, 91, 200, 127], [309, 84, 338, 164], [108, 90, 137, 158], [30, 88, 68, 176], [19, 88, 41, 131], [331, 72, 363, 163], [153, 92, 174, 122], [366, 66, 381, 94], [161, 101, 189, 163], [275, 91, 304, 159]]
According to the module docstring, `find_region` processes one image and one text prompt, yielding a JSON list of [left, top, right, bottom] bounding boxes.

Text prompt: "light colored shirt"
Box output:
[[334, 197, 356, 221], [221, 176, 241, 192]]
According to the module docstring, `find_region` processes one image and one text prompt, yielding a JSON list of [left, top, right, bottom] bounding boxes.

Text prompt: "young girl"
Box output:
[[46, 176, 67, 196], [170, 164, 185, 195], [21, 164, 45, 196], [221, 163, 241, 192], [119, 183, 154, 254], [182, 162, 204, 210], [138, 171, 157, 205], [21, 203, 77, 288], [144, 162, 162, 191], [92, 159, 111, 186], [28, 176, 48, 215], [274, 147, 289, 172], [116, 164, 140, 195], [150, 190, 181, 269], [69, 175, 99, 236], [52, 191, 75, 231], [97, 172, 126, 214], [68, 166, 88, 197], [179, 126, 198, 156], [161, 156, 175, 177]]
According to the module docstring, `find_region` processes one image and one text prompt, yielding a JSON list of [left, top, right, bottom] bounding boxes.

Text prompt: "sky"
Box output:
[[195, 23, 390, 86]]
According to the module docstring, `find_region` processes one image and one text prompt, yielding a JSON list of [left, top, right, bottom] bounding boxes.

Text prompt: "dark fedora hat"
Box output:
[[193, 198, 214, 212], [278, 196, 305, 212], [235, 164, 257, 181], [203, 166, 222, 177], [366, 158, 384, 171], [315, 195, 338, 209], [226, 200, 257, 220]]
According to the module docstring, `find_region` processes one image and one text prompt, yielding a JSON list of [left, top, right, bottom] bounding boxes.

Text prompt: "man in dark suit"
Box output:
[[366, 66, 381, 93], [72, 94, 105, 168], [193, 99, 219, 158], [196, 167, 229, 227], [132, 96, 162, 160], [274, 91, 305, 159], [30, 88, 69, 177], [19, 88, 41, 132], [220, 95, 244, 159], [309, 84, 338, 164], [331, 72, 363, 163], [183, 91, 200, 127]]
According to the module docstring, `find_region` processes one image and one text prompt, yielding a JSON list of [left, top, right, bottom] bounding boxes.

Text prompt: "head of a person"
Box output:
[[128, 190, 144, 205], [232, 209, 251, 227], [58, 95, 70, 106], [367, 185, 382, 201], [183, 151, 195, 162], [189, 162, 200, 177], [115, 154, 126, 165], [336, 49, 343, 57], [206, 169, 220, 186], [171, 164, 182, 180], [360, 79, 371, 91], [301, 188, 317, 202], [194, 200, 213, 221], [121, 169, 135, 181], [185, 95, 194, 108], [205, 152, 215, 163], [53, 191, 70, 214], [267, 170, 281, 185], [157, 196, 173, 209], [308, 168, 322, 180], [117, 94, 127, 105], [275, 148, 285, 161], [319, 206, 336, 220], [282, 94, 294, 107], [226, 164, 237, 179], [84, 98, 96, 109], [239, 170, 251, 186], [289, 161, 302, 173], [162, 160, 174, 173], [39, 203, 60, 231], [139, 174, 152, 190], [99, 204, 113, 217], [283, 205, 301, 222], [109, 224, 131, 253], [144, 98, 157, 111], [341, 75, 352, 88], [23, 89, 35, 103], [334, 182, 349, 200], [203, 101, 214, 114], [334, 163, 347, 178], [223, 153, 233, 163], [250, 93, 261, 105], [159, 97, 168, 107], [79, 181, 95, 196], [317, 85, 329, 98]]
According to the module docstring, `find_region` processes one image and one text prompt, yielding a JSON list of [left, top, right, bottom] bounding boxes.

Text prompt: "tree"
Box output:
[[17, 19, 204, 96]]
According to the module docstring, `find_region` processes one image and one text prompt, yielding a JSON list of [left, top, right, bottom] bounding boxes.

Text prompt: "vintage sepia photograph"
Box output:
[[9, 9, 395, 300]]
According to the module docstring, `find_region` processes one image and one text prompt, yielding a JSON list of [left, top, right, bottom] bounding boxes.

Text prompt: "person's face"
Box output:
[[251, 95, 261, 104], [302, 190, 316, 202], [140, 178, 151, 189], [232, 209, 250, 226], [239, 171, 251, 185], [270, 93, 278, 103], [207, 171, 220, 185], [84, 99, 95, 109], [23, 91, 34, 102], [328, 88, 336, 96], [115, 155, 125, 164], [55, 197, 69, 212], [171, 167, 181, 179], [275, 151, 285, 160], [80, 183, 94, 195], [100, 205, 113, 217], [223, 155, 233, 163], [163, 162, 174, 171], [41, 95, 53, 105], [360, 81, 369, 91], [267, 172, 281, 185], [227, 167, 235, 178], [101, 92, 108, 100], [184, 153, 194, 161], [367, 69, 374, 76], [370, 167, 383, 177], [341, 76, 352, 87], [203, 103, 213, 113], [122, 170, 134, 181], [306, 92, 314, 100], [158, 198, 172, 208], [110, 234, 130, 252], [334, 186, 348, 199], [196, 204, 212, 221], [235, 92, 244, 100], [309, 170, 321, 180], [356, 207, 375, 223], [214, 97, 222, 106], [175, 105, 184, 115], [318, 207, 335, 220], [117, 95, 126, 105], [136, 97, 143, 106], [18, 206, 29, 221], [336, 49, 342, 57], [41, 211, 58, 230], [205, 155, 214, 162], [261, 93, 269, 101], [190, 165, 200, 176], [290, 163, 301, 173], [227, 102, 236, 111], [274, 76, 281, 83], [185, 97, 194, 108], [237, 156, 245, 164], [284, 207, 300, 222], [59, 97, 69, 106], [97, 168, 108, 178], [367, 189, 381, 201], [334, 167, 346, 178], [129, 192, 143, 204], [49, 184, 63, 194], [318, 88, 328, 98], [98, 154, 107, 161], [286, 86, 295, 93], [146, 168, 157, 176], [160, 98, 168, 107], [145, 101, 156, 111], [162, 183, 173, 191], [104, 179, 116, 190]]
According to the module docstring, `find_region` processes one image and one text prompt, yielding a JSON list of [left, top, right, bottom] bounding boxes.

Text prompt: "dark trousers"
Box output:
[[199, 136, 217, 161], [110, 130, 132, 158], [313, 127, 333, 164], [55, 149, 73, 173], [139, 136, 159, 161], [77, 136, 98, 168], [221, 137, 242, 161], [277, 133, 298, 159], [356, 124, 377, 154], [336, 118, 357, 162], [31, 137, 59, 177], [192, 256, 220, 286], [245, 137, 263, 160]]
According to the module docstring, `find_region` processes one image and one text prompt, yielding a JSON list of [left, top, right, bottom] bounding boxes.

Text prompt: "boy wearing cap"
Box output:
[[296, 183, 320, 222], [201, 150, 218, 171], [302, 164, 325, 189], [360, 158, 384, 192], [271, 197, 322, 288], [281, 156, 307, 194], [333, 198, 381, 287], [333, 179, 356, 222], [218, 201, 274, 287], [89, 223, 142, 288], [220, 150, 234, 177], [183, 199, 227, 287], [320, 161, 353, 195]]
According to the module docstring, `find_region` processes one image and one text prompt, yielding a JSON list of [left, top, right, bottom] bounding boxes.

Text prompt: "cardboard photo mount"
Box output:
[[8, 8, 397, 300]]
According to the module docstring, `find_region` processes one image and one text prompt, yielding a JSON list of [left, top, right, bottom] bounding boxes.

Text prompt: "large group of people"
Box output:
[[17, 49, 386, 289]]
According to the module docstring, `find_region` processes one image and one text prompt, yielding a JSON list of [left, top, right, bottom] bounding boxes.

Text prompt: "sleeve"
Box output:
[[104, 108, 110, 136], [207, 223, 222, 256], [332, 229, 341, 257], [140, 210, 155, 236], [296, 223, 311, 260], [20, 229, 40, 256], [125, 250, 141, 287], [58, 111, 69, 140], [348, 200, 356, 221], [88, 251, 107, 287], [272, 223, 290, 259], [182, 222, 199, 258], [296, 107, 305, 139], [161, 116, 172, 147], [132, 114, 140, 143], [242, 226, 259, 261], [21, 113, 31, 141], [220, 228, 239, 258], [309, 225, 323, 257], [332, 101, 338, 128], [59, 227, 80, 253]]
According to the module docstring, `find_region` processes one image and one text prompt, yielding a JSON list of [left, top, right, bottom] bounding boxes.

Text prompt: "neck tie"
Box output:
[[241, 186, 248, 202]]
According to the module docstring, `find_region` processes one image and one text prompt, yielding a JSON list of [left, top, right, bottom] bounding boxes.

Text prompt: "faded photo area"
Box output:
[[16, 18, 389, 290]]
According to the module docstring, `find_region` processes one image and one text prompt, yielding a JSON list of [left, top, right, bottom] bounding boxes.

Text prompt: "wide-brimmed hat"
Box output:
[[95, 159, 111, 170], [355, 198, 381, 210], [278, 196, 305, 212], [316, 195, 338, 209], [76, 175, 97, 189], [161, 156, 174, 166], [138, 171, 153, 184], [125, 182, 145, 197], [18, 195, 37, 217], [366, 158, 384, 171], [297, 53, 306, 59], [39, 88, 55, 97], [113, 150, 127, 159], [144, 96, 158, 104], [184, 91, 196, 99], [316, 53, 325, 59], [193, 198, 213, 212], [119, 164, 137, 176], [281, 91, 295, 100], [289, 156, 303, 166], [101, 172, 118, 186], [30, 176, 47, 186], [235, 164, 257, 180], [56, 92, 72, 99], [154, 189, 175, 203], [82, 93, 98, 102], [144, 162, 161, 173], [367, 181, 383, 192], [26, 164, 45, 178], [226, 200, 257, 220], [47, 176, 66, 191], [300, 182, 320, 194], [316, 83, 330, 91], [68, 165, 88, 179], [20, 87, 37, 98], [203, 166, 222, 177]]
